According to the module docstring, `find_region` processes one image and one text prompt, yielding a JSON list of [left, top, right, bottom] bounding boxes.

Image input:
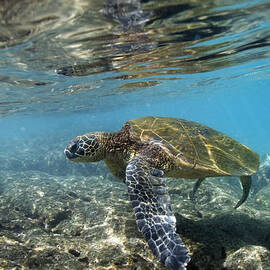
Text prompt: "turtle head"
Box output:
[[64, 132, 106, 162]]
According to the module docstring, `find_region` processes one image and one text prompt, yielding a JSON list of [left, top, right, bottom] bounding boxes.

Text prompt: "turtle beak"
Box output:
[[64, 140, 79, 160]]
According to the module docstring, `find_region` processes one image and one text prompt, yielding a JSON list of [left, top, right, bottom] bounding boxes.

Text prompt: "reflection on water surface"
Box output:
[[1, 0, 270, 115]]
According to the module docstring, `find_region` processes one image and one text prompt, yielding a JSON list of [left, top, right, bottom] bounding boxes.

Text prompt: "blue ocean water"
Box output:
[[1, 0, 270, 269], [1, 58, 269, 155]]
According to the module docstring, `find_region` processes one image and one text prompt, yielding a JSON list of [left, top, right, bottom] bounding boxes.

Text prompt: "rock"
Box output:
[[0, 153, 270, 269], [224, 246, 270, 270], [68, 248, 81, 257], [252, 154, 270, 194]]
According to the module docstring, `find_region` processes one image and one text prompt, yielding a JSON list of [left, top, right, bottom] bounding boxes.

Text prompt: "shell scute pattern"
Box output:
[[128, 116, 259, 176]]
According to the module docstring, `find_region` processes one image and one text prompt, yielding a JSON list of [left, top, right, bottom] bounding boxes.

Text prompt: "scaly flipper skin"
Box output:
[[126, 155, 190, 270]]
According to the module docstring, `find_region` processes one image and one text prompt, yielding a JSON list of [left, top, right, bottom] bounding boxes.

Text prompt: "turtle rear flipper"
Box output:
[[189, 178, 205, 202], [234, 175, 251, 209], [126, 155, 190, 270], [189, 176, 251, 209]]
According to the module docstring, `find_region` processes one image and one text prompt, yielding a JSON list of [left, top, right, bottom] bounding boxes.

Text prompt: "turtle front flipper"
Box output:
[[126, 155, 190, 270]]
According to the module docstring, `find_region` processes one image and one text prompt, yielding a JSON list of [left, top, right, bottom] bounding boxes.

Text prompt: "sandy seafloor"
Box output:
[[1, 134, 270, 270]]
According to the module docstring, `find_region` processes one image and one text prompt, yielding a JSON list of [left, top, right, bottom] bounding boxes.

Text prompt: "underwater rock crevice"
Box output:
[[175, 211, 270, 269]]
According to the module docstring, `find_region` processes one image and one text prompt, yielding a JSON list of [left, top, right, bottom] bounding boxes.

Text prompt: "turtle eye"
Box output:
[[76, 148, 85, 156]]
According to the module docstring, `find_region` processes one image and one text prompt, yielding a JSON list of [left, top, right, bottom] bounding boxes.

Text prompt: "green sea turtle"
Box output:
[[64, 116, 259, 270]]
